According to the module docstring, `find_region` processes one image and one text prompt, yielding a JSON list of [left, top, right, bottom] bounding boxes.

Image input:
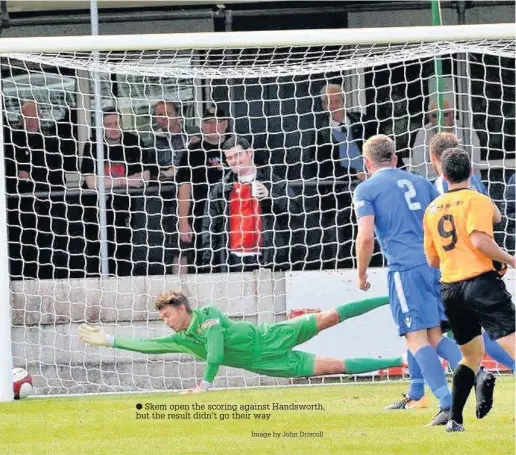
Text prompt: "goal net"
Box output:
[[1, 25, 515, 396]]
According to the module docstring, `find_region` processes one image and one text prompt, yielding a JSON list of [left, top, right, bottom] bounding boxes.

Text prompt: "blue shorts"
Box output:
[[388, 264, 447, 336]]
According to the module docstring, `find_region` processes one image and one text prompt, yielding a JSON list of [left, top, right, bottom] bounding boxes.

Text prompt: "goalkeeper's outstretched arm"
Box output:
[[78, 324, 185, 354], [78, 322, 224, 393]]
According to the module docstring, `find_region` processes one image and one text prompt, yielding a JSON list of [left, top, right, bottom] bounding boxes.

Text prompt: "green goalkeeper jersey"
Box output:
[[113, 306, 260, 382], [111, 297, 391, 383]]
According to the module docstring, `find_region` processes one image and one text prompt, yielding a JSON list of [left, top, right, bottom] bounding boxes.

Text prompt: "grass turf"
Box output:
[[0, 378, 514, 455]]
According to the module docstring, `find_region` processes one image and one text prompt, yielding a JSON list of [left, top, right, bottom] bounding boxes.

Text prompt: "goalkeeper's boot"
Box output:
[[426, 407, 451, 426], [475, 366, 496, 419], [445, 420, 465, 433], [384, 394, 429, 410]]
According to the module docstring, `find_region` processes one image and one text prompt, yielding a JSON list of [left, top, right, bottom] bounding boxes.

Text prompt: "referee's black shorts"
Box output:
[[441, 271, 515, 346]]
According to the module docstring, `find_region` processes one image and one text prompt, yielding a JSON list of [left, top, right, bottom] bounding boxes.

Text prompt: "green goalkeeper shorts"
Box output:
[[249, 350, 316, 378], [249, 313, 318, 378]]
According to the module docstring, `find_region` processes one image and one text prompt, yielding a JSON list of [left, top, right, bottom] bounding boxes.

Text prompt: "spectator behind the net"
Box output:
[[81, 107, 155, 276], [148, 100, 193, 180], [4, 100, 68, 279], [5, 100, 65, 194], [409, 98, 481, 180], [175, 105, 229, 272], [201, 136, 303, 272], [137, 100, 197, 276], [306, 83, 373, 181], [303, 84, 386, 269]]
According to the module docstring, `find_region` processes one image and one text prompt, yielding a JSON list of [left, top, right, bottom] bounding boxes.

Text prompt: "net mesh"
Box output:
[[2, 36, 515, 394], [4, 39, 515, 77]]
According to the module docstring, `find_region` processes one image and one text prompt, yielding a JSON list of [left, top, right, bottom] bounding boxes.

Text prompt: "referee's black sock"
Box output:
[[451, 363, 476, 424]]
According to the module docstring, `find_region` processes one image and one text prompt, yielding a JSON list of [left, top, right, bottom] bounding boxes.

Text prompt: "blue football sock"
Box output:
[[436, 336, 462, 370], [415, 345, 452, 410], [483, 331, 515, 371], [407, 349, 425, 400]]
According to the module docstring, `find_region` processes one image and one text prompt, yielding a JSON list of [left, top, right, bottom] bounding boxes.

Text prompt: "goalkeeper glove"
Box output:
[[78, 323, 114, 347]]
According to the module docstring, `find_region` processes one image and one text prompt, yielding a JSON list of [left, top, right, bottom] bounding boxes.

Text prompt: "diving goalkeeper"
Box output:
[[79, 291, 404, 394]]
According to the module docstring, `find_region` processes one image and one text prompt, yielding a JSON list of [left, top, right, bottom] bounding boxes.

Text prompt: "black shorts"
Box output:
[[441, 271, 515, 346]]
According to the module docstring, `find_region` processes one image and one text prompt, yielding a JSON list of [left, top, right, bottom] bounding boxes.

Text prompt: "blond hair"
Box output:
[[363, 134, 396, 165], [429, 132, 460, 159]]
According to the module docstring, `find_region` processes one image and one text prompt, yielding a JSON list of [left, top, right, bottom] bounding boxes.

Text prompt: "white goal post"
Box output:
[[0, 23, 515, 401], [0, 23, 514, 52]]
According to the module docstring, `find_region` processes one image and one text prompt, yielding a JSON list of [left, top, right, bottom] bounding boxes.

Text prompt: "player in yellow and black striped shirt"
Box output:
[[423, 148, 515, 432]]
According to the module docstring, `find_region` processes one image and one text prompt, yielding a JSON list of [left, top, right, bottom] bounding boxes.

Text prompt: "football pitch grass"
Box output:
[[1, 377, 513, 455]]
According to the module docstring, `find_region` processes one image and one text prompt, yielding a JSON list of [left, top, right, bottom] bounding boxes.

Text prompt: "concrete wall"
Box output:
[[10, 270, 288, 395]]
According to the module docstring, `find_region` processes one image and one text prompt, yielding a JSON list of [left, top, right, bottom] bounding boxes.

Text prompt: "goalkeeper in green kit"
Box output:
[[79, 291, 404, 394]]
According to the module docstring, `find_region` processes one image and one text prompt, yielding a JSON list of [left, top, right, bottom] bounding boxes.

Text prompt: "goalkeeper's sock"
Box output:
[[336, 297, 389, 322], [482, 331, 515, 371], [415, 345, 452, 410], [407, 350, 425, 400], [436, 336, 462, 370], [344, 356, 403, 375]]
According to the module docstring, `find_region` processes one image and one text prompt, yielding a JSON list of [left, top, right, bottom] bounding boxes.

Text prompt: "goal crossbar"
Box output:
[[0, 23, 514, 54]]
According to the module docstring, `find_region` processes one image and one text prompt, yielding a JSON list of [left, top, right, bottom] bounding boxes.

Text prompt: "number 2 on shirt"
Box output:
[[397, 179, 422, 211]]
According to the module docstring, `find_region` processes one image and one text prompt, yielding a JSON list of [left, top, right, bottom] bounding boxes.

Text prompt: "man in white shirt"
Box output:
[[409, 98, 481, 180]]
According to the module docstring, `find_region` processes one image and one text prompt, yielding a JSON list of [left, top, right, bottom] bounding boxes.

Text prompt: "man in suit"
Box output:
[[305, 84, 379, 268], [309, 83, 369, 181]]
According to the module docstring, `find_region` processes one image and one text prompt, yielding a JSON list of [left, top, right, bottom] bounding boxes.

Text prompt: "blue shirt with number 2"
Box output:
[[354, 167, 440, 271]]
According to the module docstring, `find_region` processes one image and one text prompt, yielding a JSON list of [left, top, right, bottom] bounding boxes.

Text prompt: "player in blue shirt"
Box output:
[[434, 173, 486, 195], [354, 135, 463, 426], [385, 132, 513, 412]]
